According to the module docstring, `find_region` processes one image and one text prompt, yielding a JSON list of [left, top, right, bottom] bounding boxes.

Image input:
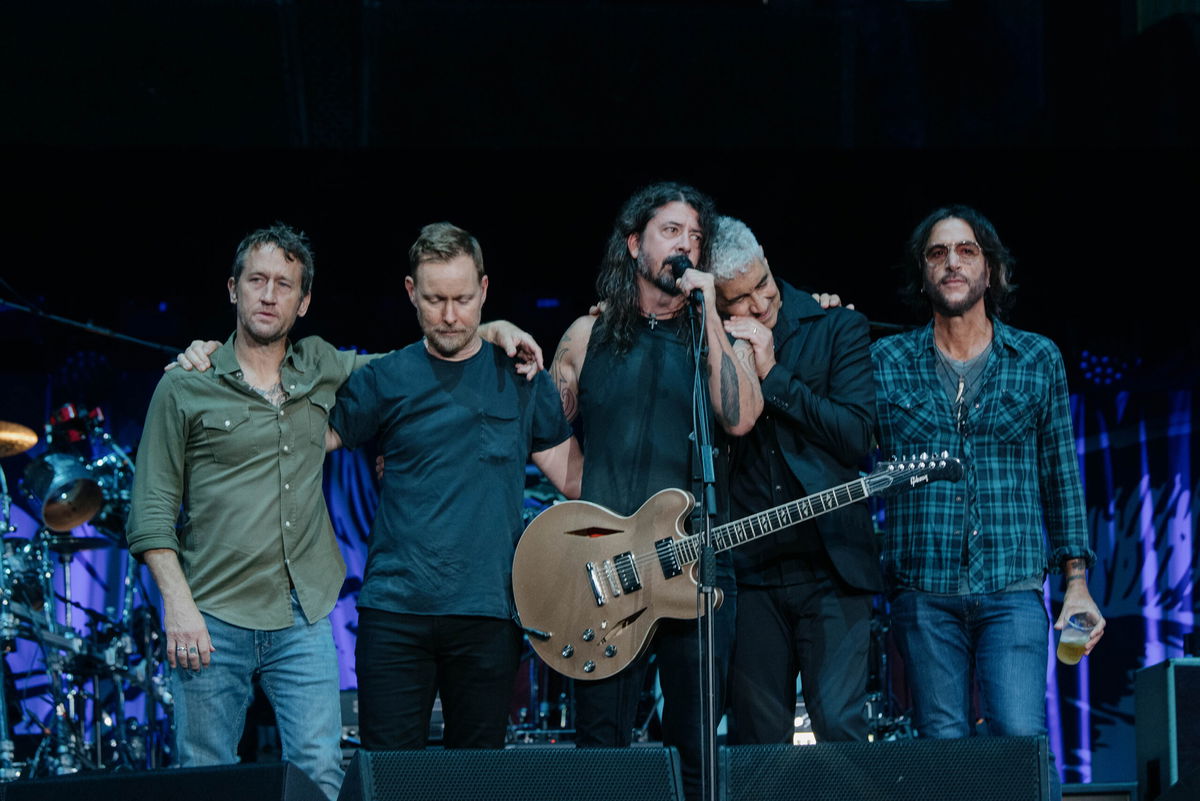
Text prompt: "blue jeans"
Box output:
[[170, 593, 344, 801], [890, 589, 1059, 800]]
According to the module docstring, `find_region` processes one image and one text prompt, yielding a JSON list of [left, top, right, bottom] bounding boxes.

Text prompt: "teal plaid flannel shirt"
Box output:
[[871, 318, 1096, 595]]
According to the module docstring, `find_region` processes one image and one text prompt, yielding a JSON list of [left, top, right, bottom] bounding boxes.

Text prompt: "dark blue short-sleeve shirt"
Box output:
[[329, 340, 572, 619]]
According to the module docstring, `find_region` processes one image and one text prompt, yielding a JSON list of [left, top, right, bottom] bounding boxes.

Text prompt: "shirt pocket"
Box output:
[[200, 407, 256, 464], [305, 390, 336, 447], [479, 408, 521, 464], [988, 389, 1036, 444], [884, 388, 941, 450]]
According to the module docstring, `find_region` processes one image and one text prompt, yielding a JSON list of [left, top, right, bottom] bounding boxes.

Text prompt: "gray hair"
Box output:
[[708, 215, 765, 281]]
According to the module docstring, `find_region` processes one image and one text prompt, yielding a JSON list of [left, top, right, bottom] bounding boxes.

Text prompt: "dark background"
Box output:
[[0, 2, 1197, 784], [2, 0, 1198, 442]]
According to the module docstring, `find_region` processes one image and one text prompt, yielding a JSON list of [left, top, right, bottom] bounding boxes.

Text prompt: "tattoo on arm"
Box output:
[[1064, 558, 1087, 584], [550, 337, 579, 423], [719, 351, 740, 428]]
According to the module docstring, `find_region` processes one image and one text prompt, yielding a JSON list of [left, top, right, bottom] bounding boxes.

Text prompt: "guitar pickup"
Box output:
[[612, 551, 642, 593], [655, 538, 682, 579]]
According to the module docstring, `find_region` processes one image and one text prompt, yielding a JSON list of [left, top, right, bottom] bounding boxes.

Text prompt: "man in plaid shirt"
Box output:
[[871, 205, 1104, 797]]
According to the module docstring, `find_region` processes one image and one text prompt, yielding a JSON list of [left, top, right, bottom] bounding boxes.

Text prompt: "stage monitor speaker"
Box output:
[[720, 736, 1050, 801], [0, 762, 325, 801], [1063, 782, 1138, 800], [1136, 657, 1200, 801], [337, 746, 684, 801]]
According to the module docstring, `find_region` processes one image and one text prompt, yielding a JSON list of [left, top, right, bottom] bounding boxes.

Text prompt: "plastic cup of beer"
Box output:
[[1056, 613, 1096, 665]]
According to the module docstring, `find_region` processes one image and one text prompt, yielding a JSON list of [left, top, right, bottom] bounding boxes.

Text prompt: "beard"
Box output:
[[925, 274, 988, 317], [422, 324, 477, 358], [238, 307, 294, 346], [636, 251, 682, 296]]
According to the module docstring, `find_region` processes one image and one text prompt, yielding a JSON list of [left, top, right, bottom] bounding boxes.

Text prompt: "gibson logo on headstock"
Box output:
[[909, 474, 930, 486]]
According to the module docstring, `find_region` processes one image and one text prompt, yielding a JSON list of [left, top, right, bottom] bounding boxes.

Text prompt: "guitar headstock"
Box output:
[[866, 452, 965, 498]]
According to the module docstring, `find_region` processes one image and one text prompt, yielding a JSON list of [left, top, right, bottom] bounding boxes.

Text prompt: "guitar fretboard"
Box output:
[[673, 476, 870, 565]]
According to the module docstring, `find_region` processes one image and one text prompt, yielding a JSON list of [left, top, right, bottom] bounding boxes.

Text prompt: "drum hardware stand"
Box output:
[[0, 475, 24, 780], [863, 607, 913, 741]]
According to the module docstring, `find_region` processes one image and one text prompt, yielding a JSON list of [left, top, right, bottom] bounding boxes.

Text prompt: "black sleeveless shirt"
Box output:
[[578, 313, 727, 523]]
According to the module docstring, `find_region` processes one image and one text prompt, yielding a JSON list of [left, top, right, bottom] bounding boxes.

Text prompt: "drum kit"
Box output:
[[0, 405, 170, 781]]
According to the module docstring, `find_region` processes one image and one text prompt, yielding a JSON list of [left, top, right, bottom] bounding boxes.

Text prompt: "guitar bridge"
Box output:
[[654, 538, 682, 579], [585, 562, 607, 607]]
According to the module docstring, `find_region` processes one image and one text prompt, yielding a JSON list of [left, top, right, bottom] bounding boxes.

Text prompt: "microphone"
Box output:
[[666, 253, 692, 281], [665, 254, 703, 304]]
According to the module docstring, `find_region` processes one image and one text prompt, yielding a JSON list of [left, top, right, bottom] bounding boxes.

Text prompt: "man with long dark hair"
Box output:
[[549, 182, 762, 801], [872, 205, 1105, 799]]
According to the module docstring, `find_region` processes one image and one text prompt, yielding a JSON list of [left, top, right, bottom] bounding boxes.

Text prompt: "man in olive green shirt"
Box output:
[[129, 224, 541, 797], [127, 224, 359, 799]]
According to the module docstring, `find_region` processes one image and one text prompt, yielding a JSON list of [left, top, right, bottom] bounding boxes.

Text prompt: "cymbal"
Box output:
[[42, 535, 113, 554], [0, 420, 38, 458]]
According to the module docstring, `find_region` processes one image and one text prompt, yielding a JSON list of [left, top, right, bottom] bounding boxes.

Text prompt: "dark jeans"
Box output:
[[355, 608, 522, 750], [573, 575, 736, 801], [890, 589, 1060, 801], [728, 573, 875, 744]]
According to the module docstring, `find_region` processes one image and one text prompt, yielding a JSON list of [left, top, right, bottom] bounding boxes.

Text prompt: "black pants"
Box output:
[[355, 608, 522, 750], [728, 568, 874, 744], [573, 578, 736, 801]]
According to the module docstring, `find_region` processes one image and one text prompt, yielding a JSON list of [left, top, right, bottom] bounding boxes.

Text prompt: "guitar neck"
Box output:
[[673, 476, 870, 565]]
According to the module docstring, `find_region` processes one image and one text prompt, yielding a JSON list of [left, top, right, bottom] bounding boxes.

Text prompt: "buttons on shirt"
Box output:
[[284, 521, 291, 528], [282, 445, 290, 453], [224, 420, 231, 428], [284, 483, 291, 491]]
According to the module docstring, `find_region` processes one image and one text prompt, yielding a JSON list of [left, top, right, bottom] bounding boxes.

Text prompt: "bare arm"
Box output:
[[1055, 557, 1105, 655], [324, 426, 343, 453], [142, 548, 214, 670], [678, 269, 763, 436], [549, 315, 596, 424], [531, 435, 584, 500]]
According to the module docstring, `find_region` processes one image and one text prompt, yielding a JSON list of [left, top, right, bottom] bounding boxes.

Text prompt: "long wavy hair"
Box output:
[[900, 204, 1017, 319], [594, 181, 716, 353]]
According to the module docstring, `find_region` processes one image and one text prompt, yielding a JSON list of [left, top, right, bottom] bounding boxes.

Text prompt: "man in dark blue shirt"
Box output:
[[327, 222, 581, 750]]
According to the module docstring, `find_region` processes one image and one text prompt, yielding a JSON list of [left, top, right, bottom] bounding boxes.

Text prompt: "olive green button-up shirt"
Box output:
[[127, 333, 371, 630]]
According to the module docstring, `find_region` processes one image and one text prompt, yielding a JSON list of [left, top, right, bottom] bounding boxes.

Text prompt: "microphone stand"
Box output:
[[682, 288, 721, 801]]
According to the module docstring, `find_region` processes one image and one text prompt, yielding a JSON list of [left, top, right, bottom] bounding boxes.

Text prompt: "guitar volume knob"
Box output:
[[561, 644, 574, 658], [605, 645, 617, 658], [583, 661, 596, 673], [581, 629, 595, 642]]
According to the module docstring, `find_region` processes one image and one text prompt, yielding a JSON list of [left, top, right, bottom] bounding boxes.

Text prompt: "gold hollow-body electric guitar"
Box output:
[[512, 454, 964, 681]]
